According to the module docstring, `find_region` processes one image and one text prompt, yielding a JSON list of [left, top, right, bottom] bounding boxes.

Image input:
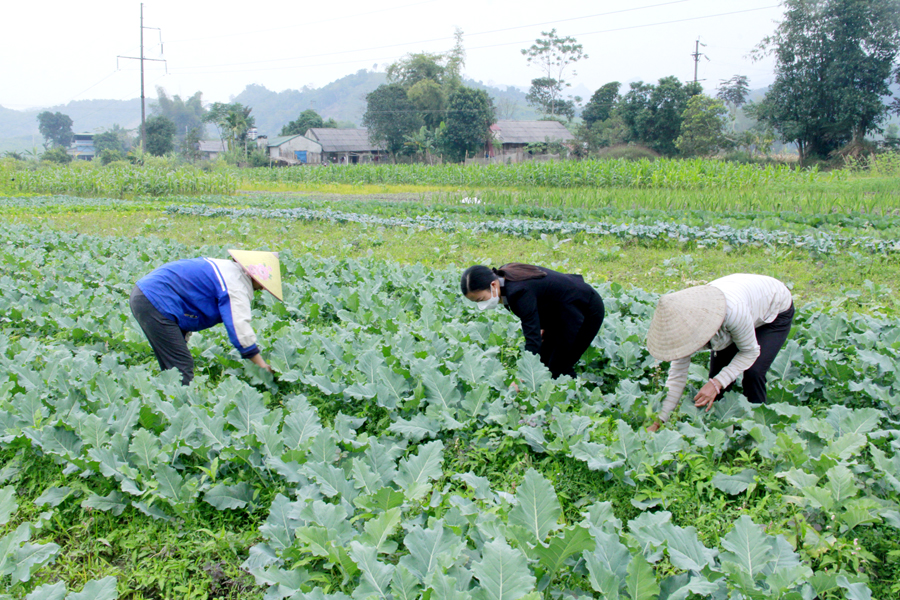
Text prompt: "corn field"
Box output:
[[1, 163, 238, 196], [242, 157, 837, 190]]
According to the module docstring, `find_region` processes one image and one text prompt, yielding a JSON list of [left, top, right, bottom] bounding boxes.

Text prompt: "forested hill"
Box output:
[[233, 70, 540, 135], [0, 71, 538, 152], [0, 99, 142, 153]]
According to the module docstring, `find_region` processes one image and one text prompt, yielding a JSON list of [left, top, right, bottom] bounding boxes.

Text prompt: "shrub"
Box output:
[[595, 144, 659, 162], [41, 147, 72, 164]]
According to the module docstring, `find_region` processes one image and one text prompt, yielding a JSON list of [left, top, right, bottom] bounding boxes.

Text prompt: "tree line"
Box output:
[[20, 0, 900, 166]]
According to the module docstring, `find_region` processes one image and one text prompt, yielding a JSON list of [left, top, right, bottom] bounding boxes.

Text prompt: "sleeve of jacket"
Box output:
[[218, 275, 259, 359], [510, 289, 542, 355], [712, 303, 760, 389], [659, 356, 691, 422]]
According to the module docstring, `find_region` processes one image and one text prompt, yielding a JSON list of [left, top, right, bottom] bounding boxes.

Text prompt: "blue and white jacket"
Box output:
[[136, 258, 259, 358]]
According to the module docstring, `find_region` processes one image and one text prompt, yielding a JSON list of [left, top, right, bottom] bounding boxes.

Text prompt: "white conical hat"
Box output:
[[646, 285, 726, 361], [228, 250, 283, 301]]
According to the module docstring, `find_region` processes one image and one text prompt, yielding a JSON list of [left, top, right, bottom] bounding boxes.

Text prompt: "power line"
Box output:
[[165, 0, 443, 45], [171, 0, 699, 72], [169, 4, 779, 77]]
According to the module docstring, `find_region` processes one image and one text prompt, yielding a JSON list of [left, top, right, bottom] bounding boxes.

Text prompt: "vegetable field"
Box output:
[[1, 164, 900, 600]]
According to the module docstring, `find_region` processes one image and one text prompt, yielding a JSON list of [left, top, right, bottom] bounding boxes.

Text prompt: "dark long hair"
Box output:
[[460, 263, 546, 295]]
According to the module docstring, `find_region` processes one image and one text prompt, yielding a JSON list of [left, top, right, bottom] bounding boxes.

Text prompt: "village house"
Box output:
[[67, 133, 96, 161], [304, 128, 386, 165], [264, 134, 324, 165], [482, 120, 575, 164]]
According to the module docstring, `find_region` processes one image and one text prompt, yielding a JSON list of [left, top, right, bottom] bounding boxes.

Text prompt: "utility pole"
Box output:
[[692, 39, 708, 84], [117, 3, 166, 151]]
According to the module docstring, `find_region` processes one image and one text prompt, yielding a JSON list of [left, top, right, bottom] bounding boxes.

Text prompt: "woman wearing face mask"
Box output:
[[460, 263, 604, 379]]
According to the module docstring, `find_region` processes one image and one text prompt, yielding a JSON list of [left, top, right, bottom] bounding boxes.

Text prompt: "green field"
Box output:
[[0, 157, 899, 599]]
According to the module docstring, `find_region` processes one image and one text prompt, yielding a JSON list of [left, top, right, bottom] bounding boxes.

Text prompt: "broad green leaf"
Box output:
[[665, 525, 717, 572], [825, 465, 857, 503], [626, 553, 660, 600], [472, 539, 535, 600], [0, 486, 16, 525], [508, 468, 561, 544], [360, 507, 402, 554], [719, 515, 773, 576], [25, 582, 66, 600], [81, 491, 127, 516], [7, 541, 61, 583], [65, 576, 119, 600], [712, 469, 757, 495], [34, 486, 72, 508], [259, 494, 298, 551], [349, 541, 394, 600], [204, 483, 253, 511], [584, 529, 630, 585], [400, 520, 465, 582], [516, 352, 551, 392], [354, 487, 406, 513], [837, 575, 873, 600], [225, 388, 269, 437], [533, 524, 594, 575], [393, 440, 444, 501], [391, 564, 422, 600], [282, 408, 323, 450]]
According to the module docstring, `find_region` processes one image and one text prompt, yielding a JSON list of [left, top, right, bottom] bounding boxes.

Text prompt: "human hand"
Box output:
[[693, 380, 720, 411], [647, 421, 661, 433], [541, 329, 545, 339]]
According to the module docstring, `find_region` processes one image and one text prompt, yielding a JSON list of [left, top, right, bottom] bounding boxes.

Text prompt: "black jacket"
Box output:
[[502, 267, 602, 359]]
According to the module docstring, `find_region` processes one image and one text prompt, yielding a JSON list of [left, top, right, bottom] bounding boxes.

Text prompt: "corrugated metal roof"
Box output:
[[305, 128, 385, 152], [199, 140, 226, 152], [493, 120, 574, 144], [266, 135, 304, 147]]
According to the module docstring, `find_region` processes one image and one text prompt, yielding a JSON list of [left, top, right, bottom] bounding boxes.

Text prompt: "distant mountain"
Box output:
[[0, 71, 540, 153], [234, 70, 540, 136], [0, 98, 142, 153]]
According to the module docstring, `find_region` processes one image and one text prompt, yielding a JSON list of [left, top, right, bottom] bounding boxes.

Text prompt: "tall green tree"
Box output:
[[363, 84, 423, 157], [145, 115, 177, 156], [152, 87, 206, 141], [676, 95, 730, 156], [582, 82, 621, 127], [387, 53, 447, 88], [280, 109, 332, 136], [36, 111, 74, 149], [203, 103, 255, 152], [525, 78, 575, 120], [618, 76, 701, 156], [441, 87, 495, 162], [753, 0, 900, 161], [521, 29, 587, 118]]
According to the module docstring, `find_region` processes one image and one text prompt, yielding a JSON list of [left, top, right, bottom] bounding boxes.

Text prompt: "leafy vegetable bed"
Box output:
[[0, 223, 898, 599]]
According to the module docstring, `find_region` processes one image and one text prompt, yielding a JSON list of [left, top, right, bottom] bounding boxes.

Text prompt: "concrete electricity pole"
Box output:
[[117, 3, 166, 151], [692, 39, 708, 84]]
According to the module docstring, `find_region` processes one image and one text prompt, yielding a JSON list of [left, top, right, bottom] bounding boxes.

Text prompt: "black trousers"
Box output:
[[709, 304, 794, 404], [129, 286, 195, 385], [544, 292, 605, 379]]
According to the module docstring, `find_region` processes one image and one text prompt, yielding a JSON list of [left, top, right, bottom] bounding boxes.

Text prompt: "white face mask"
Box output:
[[476, 286, 500, 311]]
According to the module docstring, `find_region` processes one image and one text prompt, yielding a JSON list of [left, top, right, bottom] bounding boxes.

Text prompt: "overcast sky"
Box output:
[[1, 0, 784, 110]]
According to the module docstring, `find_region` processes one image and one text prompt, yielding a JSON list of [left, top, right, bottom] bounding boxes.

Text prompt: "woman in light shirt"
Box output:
[[645, 274, 794, 431]]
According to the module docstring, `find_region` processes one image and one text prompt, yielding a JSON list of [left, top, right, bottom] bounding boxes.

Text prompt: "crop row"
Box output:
[[0, 223, 898, 597], [165, 203, 900, 255], [244, 158, 832, 190], [1, 164, 238, 196], [8, 194, 900, 236]]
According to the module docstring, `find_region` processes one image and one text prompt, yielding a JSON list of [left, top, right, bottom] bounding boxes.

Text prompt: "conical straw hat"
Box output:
[[646, 285, 726, 361], [228, 250, 283, 301]]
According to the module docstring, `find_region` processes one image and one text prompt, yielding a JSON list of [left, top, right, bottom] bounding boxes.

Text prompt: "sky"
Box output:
[[0, 0, 785, 111]]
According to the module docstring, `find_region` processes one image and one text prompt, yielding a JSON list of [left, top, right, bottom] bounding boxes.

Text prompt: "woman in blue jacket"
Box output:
[[129, 250, 282, 385], [461, 263, 604, 379]]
